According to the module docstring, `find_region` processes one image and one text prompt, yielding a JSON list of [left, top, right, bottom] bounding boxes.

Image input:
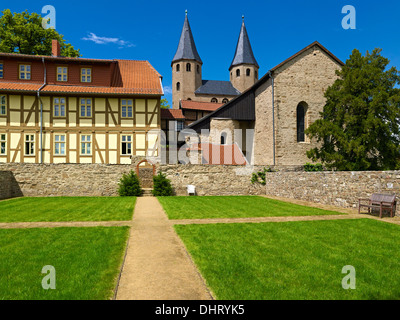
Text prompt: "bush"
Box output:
[[304, 162, 324, 172], [152, 172, 173, 196], [118, 170, 142, 196], [251, 167, 274, 186]]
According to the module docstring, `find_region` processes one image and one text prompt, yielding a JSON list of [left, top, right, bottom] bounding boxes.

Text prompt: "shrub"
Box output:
[[118, 170, 142, 196], [152, 172, 173, 196], [304, 162, 324, 172], [251, 167, 274, 186]]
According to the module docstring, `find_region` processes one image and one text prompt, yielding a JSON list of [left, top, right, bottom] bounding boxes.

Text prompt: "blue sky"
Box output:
[[3, 0, 400, 104]]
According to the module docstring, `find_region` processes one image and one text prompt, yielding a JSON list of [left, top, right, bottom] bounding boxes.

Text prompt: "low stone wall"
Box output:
[[0, 163, 267, 198], [158, 164, 266, 196], [264, 170, 400, 214], [0, 163, 139, 197]]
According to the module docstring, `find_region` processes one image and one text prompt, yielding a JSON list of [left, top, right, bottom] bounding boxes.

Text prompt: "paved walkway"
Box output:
[[115, 197, 213, 300]]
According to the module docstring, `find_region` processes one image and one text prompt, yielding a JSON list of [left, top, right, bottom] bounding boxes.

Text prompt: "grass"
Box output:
[[175, 219, 400, 300], [158, 196, 344, 219], [0, 197, 136, 222], [0, 226, 129, 300]]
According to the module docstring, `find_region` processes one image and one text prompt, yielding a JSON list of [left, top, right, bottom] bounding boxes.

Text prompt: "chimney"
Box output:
[[52, 39, 61, 57]]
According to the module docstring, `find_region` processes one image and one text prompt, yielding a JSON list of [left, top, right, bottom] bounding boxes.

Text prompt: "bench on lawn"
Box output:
[[358, 193, 397, 218]]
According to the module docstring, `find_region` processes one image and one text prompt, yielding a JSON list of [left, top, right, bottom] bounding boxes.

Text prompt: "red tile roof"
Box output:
[[0, 58, 162, 95], [180, 100, 224, 111], [161, 109, 185, 120], [189, 143, 247, 165]]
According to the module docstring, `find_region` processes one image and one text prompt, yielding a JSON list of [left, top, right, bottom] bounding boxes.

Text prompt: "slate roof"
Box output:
[[229, 20, 259, 70], [172, 14, 202, 65], [194, 80, 241, 96]]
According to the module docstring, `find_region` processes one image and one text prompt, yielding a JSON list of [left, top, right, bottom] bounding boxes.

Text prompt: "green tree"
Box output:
[[118, 171, 142, 196], [0, 9, 80, 57], [306, 48, 400, 171], [160, 98, 170, 109]]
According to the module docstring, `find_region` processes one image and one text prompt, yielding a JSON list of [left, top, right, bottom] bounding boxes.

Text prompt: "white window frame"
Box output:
[[54, 134, 66, 155], [0, 134, 6, 155], [121, 135, 133, 155], [80, 135, 92, 155], [25, 134, 35, 156]]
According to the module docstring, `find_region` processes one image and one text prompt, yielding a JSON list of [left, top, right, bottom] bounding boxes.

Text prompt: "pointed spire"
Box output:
[[229, 17, 258, 70], [172, 11, 202, 65]]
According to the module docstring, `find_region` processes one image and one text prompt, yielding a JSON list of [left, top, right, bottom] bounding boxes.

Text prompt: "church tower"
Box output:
[[229, 17, 259, 93], [171, 11, 203, 109]]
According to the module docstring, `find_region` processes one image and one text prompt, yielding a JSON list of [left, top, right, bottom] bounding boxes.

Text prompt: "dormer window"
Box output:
[[57, 66, 68, 82], [0, 62, 3, 78], [19, 64, 31, 80], [81, 67, 92, 83]]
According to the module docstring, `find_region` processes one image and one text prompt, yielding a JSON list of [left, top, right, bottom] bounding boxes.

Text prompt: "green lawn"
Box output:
[[158, 196, 344, 219], [0, 197, 136, 222], [0, 226, 129, 300], [175, 219, 400, 300]]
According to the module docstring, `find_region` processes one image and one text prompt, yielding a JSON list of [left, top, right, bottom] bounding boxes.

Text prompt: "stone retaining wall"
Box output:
[[264, 170, 400, 214], [158, 164, 267, 196]]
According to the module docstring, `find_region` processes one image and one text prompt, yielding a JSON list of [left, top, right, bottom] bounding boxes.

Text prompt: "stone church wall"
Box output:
[[271, 46, 341, 165]]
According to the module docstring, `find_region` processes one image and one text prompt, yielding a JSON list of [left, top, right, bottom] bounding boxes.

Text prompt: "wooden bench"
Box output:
[[358, 193, 397, 218]]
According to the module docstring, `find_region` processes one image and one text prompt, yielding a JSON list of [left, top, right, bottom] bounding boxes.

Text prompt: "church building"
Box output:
[[167, 13, 345, 167], [170, 13, 259, 126]]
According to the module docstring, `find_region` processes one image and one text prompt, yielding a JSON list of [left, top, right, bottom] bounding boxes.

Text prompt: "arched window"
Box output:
[[187, 98, 192, 101], [297, 103, 307, 142], [211, 98, 218, 103], [255, 71, 258, 79], [197, 65, 200, 74], [176, 64, 180, 72], [236, 69, 240, 77], [246, 68, 251, 76], [176, 82, 180, 91], [222, 98, 229, 103], [221, 133, 227, 145], [186, 63, 191, 72]]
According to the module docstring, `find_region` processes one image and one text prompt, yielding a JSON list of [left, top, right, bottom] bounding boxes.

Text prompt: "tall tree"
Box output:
[[306, 48, 400, 171], [0, 9, 80, 57]]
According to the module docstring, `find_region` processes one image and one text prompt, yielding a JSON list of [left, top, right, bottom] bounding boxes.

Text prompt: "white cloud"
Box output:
[[82, 32, 135, 48], [163, 85, 172, 94]]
